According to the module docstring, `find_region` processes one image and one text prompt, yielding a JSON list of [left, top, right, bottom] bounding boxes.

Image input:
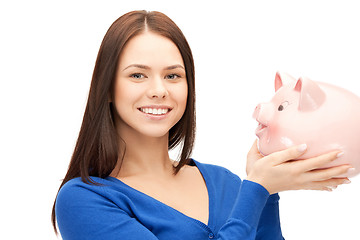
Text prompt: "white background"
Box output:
[[1, 0, 359, 239]]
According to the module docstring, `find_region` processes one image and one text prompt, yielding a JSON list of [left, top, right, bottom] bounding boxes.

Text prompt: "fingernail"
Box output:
[[297, 144, 307, 152], [336, 152, 344, 158], [343, 179, 351, 184], [347, 168, 356, 174]]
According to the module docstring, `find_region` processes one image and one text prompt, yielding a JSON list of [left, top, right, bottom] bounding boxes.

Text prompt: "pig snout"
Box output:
[[252, 104, 261, 119], [253, 103, 274, 126]]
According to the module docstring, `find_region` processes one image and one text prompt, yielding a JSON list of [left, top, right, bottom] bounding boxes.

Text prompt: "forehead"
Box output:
[[118, 32, 184, 68]]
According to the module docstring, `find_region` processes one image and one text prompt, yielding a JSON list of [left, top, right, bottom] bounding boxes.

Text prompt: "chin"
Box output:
[[137, 127, 171, 139]]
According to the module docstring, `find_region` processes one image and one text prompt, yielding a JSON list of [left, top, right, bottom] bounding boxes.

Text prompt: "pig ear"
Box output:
[[294, 77, 326, 111], [275, 72, 296, 92]]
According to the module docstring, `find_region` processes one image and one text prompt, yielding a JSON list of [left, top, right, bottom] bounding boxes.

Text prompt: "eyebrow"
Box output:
[[122, 64, 185, 71], [165, 64, 185, 70]]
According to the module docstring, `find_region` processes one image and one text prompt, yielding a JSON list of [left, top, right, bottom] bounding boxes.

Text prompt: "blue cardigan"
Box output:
[[56, 159, 284, 239]]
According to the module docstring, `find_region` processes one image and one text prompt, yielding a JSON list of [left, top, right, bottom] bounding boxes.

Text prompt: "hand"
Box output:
[[246, 140, 352, 195]]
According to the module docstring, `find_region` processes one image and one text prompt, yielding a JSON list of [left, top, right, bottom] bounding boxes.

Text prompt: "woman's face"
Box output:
[[113, 32, 188, 139]]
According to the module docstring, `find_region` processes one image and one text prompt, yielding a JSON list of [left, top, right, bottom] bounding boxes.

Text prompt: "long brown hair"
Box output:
[[51, 10, 196, 233]]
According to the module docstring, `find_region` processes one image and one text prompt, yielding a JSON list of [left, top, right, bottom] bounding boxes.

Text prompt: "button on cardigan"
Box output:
[[56, 159, 284, 240]]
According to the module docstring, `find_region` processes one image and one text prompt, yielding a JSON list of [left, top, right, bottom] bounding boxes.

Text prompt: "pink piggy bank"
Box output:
[[253, 72, 360, 177]]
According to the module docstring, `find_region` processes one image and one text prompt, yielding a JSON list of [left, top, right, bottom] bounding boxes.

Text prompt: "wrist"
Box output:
[[245, 176, 270, 195]]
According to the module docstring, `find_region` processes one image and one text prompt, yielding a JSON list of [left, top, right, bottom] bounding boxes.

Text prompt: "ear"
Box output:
[[294, 77, 326, 111], [275, 72, 296, 92]]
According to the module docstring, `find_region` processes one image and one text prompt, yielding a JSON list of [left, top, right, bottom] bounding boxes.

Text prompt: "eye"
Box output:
[[165, 74, 180, 80], [130, 73, 145, 79], [278, 101, 289, 111]]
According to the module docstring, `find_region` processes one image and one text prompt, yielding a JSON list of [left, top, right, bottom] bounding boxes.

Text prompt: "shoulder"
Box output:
[[192, 159, 242, 186], [192, 159, 240, 179], [55, 177, 145, 239], [56, 177, 114, 212], [57, 177, 107, 196], [55, 177, 131, 230]]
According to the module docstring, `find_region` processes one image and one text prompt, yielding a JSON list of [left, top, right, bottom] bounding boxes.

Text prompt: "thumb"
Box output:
[[247, 139, 263, 161], [246, 139, 263, 175]]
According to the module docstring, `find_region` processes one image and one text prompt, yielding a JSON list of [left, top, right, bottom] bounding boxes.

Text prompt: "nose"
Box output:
[[147, 77, 169, 99]]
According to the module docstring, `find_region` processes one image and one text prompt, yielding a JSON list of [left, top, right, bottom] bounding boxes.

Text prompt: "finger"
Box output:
[[304, 178, 351, 191], [269, 143, 308, 165], [247, 139, 262, 160], [299, 151, 341, 172], [306, 165, 352, 182]]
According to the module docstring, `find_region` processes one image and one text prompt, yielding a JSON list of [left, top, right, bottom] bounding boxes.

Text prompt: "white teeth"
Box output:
[[140, 108, 169, 115]]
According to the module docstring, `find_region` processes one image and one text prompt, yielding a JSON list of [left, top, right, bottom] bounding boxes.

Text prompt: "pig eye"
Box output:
[[278, 101, 289, 111]]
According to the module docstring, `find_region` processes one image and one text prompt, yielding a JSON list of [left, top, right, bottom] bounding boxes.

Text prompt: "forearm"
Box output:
[[256, 193, 284, 240], [217, 180, 270, 240]]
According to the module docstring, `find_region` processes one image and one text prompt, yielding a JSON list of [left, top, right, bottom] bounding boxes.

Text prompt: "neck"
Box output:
[[111, 124, 174, 178]]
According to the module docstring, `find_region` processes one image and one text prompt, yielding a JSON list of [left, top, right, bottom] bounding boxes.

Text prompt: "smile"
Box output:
[[138, 107, 171, 115]]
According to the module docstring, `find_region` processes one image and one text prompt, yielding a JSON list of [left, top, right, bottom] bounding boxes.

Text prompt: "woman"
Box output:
[[52, 10, 351, 239]]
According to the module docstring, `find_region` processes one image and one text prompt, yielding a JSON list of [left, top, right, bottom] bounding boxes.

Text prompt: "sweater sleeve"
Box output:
[[217, 180, 283, 240], [55, 181, 159, 240], [256, 193, 284, 240]]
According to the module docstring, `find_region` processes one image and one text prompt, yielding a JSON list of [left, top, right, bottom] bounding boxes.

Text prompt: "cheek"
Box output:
[[113, 82, 140, 115], [116, 82, 138, 99], [171, 82, 188, 109]]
